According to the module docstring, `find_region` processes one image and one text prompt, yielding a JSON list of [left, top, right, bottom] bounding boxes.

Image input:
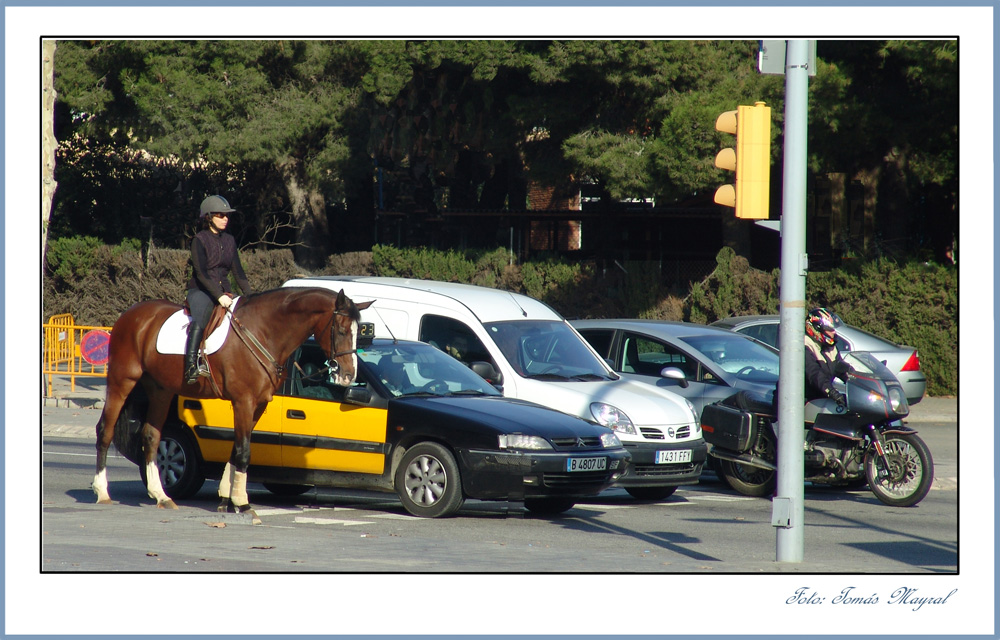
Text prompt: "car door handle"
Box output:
[[286, 409, 306, 420]]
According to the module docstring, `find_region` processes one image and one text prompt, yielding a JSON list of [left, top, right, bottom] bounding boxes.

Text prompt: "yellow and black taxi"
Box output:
[[115, 334, 630, 517]]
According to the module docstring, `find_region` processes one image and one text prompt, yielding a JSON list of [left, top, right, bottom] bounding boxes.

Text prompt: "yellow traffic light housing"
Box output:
[[714, 102, 772, 219]]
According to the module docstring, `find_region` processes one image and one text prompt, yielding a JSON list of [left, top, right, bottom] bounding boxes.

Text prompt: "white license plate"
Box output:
[[567, 457, 607, 472], [655, 449, 692, 464]]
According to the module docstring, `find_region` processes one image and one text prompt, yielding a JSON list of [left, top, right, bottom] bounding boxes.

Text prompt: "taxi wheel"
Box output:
[[394, 442, 465, 518], [139, 422, 204, 500], [625, 485, 677, 501]]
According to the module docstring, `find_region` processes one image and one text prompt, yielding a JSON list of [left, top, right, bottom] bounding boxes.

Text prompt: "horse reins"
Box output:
[[228, 306, 358, 386]]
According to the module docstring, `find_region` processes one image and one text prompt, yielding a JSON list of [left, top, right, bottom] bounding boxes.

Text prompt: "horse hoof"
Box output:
[[157, 500, 179, 510], [236, 504, 262, 525], [96, 498, 113, 505]]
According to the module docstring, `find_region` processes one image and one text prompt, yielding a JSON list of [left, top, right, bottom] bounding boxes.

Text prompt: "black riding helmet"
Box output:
[[199, 195, 236, 218]]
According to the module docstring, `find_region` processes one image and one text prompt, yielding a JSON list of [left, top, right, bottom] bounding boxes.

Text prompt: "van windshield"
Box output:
[[484, 320, 615, 380]]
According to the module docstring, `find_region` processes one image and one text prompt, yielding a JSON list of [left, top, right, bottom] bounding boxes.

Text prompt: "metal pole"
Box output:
[[774, 39, 810, 562]]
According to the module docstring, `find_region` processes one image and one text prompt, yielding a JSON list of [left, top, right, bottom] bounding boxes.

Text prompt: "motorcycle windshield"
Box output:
[[845, 351, 898, 381]]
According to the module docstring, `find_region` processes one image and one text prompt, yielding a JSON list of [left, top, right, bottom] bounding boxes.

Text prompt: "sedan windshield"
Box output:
[[484, 320, 615, 380], [682, 334, 780, 383], [359, 342, 502, 398]]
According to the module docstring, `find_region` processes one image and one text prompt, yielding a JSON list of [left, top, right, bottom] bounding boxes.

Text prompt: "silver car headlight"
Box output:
[[498, 434, 553, 450], [600, 431, 622, 448], [590, 402, 637, 435]]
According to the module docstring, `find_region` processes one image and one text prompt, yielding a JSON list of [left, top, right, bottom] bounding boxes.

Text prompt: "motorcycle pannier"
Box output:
[[701, 403, 758, 452]]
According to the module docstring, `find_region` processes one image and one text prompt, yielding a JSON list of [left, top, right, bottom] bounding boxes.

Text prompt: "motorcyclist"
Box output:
[[804, 307, 854, 407]]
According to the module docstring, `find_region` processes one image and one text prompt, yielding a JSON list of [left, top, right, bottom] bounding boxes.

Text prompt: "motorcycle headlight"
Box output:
[[498, 434, 552, 450], [600, 431, 622, 448], [590, 402, 637, 435], [887, 386, 908, 414]]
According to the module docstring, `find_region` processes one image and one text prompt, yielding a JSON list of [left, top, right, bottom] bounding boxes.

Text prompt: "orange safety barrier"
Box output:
[[43, 314, 113, 397]]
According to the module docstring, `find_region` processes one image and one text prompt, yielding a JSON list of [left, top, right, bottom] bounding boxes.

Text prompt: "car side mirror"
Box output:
[[470, 361, 503, 389], [660, 366, 689, 388], [343, 386, 372, 406]]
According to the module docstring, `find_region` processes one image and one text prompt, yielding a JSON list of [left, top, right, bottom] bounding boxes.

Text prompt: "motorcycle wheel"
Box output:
[[719, 459, 776, 497], [718, 423, 777, 497], [865, 433, 934, 507]]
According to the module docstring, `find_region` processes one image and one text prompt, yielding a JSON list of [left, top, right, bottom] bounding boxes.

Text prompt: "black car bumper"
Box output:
[[614, 438, 707, 487], [458, 448, 631, 500]]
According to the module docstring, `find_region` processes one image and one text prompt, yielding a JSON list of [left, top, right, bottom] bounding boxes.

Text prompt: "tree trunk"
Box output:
[[278, 157, 329, 270], [42, 40, 58, 266]]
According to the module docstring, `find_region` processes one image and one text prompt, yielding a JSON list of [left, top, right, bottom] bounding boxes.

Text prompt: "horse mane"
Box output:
[[237, 286, 360, 320]]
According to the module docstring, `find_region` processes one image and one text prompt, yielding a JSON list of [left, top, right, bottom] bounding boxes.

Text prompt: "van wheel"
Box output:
[[263, 483, 312, 496], [394, 442, 464, 518], [139, 422, 204, 499], [524, 497, 576, 514], [625, 486, 677, 501]]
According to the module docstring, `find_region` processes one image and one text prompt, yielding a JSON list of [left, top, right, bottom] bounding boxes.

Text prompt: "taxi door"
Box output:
[[279, 351, 389, 475], [176, 395, 283, 467]]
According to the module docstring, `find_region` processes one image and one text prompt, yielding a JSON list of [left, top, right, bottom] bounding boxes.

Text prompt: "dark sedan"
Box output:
[[116, 338, 629, 517]]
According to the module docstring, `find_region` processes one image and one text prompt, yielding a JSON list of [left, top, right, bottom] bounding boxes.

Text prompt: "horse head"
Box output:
[[317, 289, 373, 387]]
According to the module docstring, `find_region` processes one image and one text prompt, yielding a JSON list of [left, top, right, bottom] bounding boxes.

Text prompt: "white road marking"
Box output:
[[294, 517, 369, 526], [572, 503, 637, 511]]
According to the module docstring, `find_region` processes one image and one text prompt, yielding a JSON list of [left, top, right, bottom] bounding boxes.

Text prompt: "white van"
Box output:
[[283, 276, 707, 499]]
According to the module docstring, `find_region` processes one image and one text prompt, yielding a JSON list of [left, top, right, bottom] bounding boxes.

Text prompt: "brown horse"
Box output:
[[92, 287, 372, 521]]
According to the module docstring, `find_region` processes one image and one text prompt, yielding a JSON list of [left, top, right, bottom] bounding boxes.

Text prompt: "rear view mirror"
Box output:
[[344, 386, 372, 405], [660, 367, 689, 388], [470, 361, 503, 388]]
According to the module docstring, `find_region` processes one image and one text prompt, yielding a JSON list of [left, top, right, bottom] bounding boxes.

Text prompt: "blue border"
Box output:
[[15, 4, 990, 640]]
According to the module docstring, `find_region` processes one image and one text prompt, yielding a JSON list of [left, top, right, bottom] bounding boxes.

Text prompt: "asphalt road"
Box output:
[[39, 402, 957, 574]]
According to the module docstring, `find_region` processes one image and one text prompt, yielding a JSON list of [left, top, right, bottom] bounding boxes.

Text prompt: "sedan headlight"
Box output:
[[600, 431, 622, 448], [590, 402, 637, 435], [498, 434, 553, 450]]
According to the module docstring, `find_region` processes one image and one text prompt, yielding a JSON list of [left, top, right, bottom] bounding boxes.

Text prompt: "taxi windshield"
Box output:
[[483, 320, 614, 380], [359, 342, 502, 398]]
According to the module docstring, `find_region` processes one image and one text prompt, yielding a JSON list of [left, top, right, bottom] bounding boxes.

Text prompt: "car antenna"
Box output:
[[368, 304, 399, 343], [507, 292, 528, 317]]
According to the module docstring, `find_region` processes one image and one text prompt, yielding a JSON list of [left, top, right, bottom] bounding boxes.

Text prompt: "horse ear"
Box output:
[[335, 289, 348, 307], [356, 299, 375, 311]]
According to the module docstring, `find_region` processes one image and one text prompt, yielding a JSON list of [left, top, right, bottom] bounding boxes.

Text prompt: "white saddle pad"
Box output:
[[155, 297, 240, 356]]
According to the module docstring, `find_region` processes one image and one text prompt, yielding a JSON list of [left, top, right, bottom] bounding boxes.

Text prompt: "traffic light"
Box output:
[[714, 102, 772, 219]]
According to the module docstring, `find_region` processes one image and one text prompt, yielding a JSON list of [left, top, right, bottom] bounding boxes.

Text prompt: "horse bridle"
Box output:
[[310, 308, 360, 377]]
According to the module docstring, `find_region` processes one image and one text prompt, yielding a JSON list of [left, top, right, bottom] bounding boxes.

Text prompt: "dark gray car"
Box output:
[[573, 319, 779, 421], [710, 314, 926, 404]]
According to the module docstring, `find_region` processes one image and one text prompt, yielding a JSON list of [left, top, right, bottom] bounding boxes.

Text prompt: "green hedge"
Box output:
[[42, 240, 956, 396], [685, 247, 957, 396]]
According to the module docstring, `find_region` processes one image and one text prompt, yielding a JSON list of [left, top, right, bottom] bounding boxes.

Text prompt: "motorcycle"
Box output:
[[700, 351, 934, 507]]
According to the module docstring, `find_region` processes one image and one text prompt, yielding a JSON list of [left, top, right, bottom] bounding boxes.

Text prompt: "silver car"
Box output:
[[572, 319, 780, 421], [710, 314, 926, 405]]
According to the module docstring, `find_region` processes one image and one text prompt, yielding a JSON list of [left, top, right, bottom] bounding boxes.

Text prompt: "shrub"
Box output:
[[686, 247, 780, 323]]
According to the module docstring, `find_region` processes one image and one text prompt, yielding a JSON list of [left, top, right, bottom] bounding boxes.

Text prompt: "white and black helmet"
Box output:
[[199, 195, 236, 218]]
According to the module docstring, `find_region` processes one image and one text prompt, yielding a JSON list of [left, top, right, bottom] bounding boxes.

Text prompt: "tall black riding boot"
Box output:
[[183, 324, 205, 385]]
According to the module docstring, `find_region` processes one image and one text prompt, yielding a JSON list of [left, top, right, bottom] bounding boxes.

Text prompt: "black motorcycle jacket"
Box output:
[[187, 229, 253, 300], [804, 337, 852, 401]]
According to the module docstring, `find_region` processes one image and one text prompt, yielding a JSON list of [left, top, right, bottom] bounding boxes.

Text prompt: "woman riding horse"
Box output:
[[185, 195, 254, 385], [92, 285, 371, 522]]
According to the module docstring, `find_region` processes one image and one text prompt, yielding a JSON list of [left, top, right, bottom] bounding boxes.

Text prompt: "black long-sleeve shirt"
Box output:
[[186, 229, 253, 299]]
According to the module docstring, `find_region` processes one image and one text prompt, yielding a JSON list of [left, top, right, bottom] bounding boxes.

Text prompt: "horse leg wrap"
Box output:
[[93, 469, 112, 504], [231, 470, 250, 508], [145, 461, 178, 509]]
